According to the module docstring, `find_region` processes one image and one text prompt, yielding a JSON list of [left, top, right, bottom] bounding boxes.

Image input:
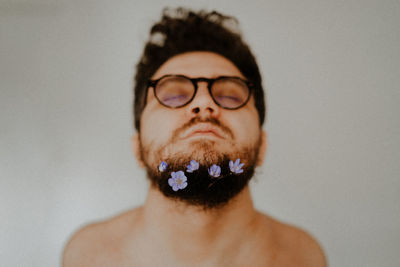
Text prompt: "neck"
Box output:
[[139, 186, 259, 260]]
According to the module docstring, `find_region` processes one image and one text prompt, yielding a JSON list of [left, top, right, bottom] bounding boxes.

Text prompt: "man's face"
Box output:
[[136, 51, 265, 209]]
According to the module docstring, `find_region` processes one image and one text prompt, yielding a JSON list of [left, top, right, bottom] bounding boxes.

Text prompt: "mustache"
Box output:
[[171, 117, 234, 143]]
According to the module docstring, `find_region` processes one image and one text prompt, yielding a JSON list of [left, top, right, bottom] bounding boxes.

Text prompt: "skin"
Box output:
[[137, 52, 263, 168], [63, 52, 327, 267]]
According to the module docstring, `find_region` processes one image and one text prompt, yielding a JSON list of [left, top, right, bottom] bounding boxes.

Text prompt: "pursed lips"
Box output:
[[182, 123, 225, 139]]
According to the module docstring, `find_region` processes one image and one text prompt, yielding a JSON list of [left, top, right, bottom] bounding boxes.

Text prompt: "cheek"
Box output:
[[237, 119, 260, 143], [230, 108, 260, 145], [140, 108, 179, 146]]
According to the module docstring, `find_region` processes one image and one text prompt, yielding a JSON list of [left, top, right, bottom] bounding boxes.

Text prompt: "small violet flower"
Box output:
[[229, 159, 244, 174], [158, 161, 168, 172], [186, 160, 199, 173], [208, 164, 221, 178], [168, 171, 188, 191]]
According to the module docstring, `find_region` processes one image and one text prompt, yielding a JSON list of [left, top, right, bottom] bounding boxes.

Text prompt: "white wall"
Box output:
[[1, 0, 399, 266]]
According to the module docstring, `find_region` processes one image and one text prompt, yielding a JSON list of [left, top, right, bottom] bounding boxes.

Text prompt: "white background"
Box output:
[[1, 0, 399, 266]]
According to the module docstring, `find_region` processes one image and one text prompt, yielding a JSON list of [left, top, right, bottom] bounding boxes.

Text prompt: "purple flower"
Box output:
[[186, 160, 199, 173], [208, 164, 221, 178], [168, 171, 188, 191], [229, 159, 244, 174], [158, 161, 168, 172]]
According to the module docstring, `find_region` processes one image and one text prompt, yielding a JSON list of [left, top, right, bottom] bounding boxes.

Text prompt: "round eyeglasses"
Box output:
[[147, 75, 253, 110]]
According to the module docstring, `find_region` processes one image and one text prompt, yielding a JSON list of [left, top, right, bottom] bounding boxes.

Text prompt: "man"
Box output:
[[63, 8, 326, 266]]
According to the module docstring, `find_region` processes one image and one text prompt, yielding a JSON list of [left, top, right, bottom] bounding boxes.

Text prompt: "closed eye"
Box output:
[[215, 95, 242, 103], [162, 94, 190, 106]]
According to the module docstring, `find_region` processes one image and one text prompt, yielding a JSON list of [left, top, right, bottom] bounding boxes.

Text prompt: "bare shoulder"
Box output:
[[256, 212, 327, 267], [62, 207, 142, 267]]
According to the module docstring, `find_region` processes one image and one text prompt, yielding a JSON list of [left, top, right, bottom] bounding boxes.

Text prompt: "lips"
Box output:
[[182, 123, 225, 139]]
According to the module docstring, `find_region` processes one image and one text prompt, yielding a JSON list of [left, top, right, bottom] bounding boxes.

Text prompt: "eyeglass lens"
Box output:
[[155, 76, 249, 109]]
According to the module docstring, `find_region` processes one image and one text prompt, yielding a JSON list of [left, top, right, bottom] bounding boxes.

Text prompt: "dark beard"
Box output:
[[139, 116, 260, 210], [144, 150, 257, 210]]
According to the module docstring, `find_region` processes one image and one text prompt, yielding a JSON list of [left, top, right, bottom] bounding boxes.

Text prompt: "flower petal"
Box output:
[[208, 164, 221, 177], [176, 171, 185, 179], [179, 181, 188, 189], [159, 161, 168, 172]]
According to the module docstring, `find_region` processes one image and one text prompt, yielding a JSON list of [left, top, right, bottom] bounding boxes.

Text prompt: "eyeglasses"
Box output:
[[147, 75, 253, 109]]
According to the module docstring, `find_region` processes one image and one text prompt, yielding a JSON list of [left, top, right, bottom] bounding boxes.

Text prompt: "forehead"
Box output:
[[151, 51, 245, 80]]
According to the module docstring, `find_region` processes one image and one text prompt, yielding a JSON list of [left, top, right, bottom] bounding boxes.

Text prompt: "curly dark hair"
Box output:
[[133, 8, 265, 131]]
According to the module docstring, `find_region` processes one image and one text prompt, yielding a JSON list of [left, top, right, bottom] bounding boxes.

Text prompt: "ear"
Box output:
[[131, 133, 145, 168], [256, 130, 267, 166]]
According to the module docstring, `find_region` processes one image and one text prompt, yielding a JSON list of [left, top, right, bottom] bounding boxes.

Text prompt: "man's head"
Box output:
[[134, 8, 266, 131], [133, 8, 267, 209]]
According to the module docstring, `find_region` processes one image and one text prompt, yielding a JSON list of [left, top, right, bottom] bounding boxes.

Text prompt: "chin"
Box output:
[[188, 138, 235, 150], [188, 139, 216, 148], [176, 140, 234, 164]]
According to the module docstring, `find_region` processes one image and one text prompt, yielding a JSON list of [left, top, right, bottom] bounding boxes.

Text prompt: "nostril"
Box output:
[[192, 107, 200, 113]]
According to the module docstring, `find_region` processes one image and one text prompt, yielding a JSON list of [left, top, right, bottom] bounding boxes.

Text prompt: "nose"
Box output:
[[186, 82, 221, 118]]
